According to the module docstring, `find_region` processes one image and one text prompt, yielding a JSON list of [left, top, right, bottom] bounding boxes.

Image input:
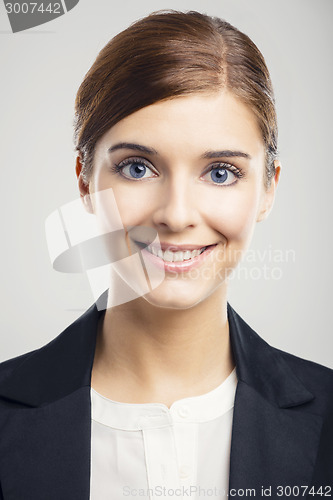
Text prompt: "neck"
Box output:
[[92, 284, 235, 405]]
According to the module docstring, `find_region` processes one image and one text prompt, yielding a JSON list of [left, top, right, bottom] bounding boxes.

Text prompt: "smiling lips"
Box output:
[[147, 245, 207, 262], [136, 241, 217, 271]]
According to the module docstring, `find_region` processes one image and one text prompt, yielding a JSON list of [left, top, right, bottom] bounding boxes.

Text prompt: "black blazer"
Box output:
[[0, 299, 332, 499]]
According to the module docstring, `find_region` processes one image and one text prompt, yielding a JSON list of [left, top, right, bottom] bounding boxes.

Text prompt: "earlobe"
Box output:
[[256, 190, 273, 222], [256, 205, 270, 223], [256, 161, 281, 223], [81, 190, 94, 214], [75, 155, 94, 214], [75, 155, 82, 180]]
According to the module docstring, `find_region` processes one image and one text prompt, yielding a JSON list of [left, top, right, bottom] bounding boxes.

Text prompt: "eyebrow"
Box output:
[[202, 150, 251, 160], [108, 143, 158, 155], [108, 142, 251, 160]]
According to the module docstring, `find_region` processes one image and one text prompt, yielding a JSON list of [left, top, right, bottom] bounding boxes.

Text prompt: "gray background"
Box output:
[[0, 0, 332, 367]]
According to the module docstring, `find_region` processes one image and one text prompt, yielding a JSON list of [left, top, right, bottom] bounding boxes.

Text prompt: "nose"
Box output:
[[152, 177, 200, 232]]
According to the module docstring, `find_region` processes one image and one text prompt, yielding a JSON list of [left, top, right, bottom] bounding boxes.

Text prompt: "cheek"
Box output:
[[204, 187, 260, 243], [93, 168, 151, 227], [112, 186, 152, 227]]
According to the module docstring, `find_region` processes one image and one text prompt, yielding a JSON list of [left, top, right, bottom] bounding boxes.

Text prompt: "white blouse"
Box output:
[[90, 368, 237, 499]]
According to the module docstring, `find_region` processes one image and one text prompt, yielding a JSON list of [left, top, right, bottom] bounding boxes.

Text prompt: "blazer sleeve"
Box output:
[[0, 482, 3, 500]]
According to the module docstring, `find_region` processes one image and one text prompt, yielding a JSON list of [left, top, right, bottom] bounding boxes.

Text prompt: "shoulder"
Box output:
[[0, 301, 101, 408], [274, 347, 333, 411], [0, 301, 98, 376], [228, 302, 333, 411], [0, 350, 38, 385], [276, 347, 333, 386], [0, 315, 79, 384]]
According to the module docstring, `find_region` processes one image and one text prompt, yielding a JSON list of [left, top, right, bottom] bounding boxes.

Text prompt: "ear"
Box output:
[[75, 155, 94, 214], [256, 161, 281, 223]]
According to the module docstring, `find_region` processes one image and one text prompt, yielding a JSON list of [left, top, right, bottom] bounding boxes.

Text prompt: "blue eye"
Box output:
[[201, 164, 243, 186], [127, 163, 147, 179], [113, 158, 156, 180], [211, 168, 230, 183]]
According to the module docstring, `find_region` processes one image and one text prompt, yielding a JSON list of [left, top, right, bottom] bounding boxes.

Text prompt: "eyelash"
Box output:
[[110, 157, 155, 176], [110, 157, 245, 185], [202, 163, 245, 182]]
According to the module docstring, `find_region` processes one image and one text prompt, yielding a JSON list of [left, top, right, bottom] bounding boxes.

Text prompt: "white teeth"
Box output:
[[173, 252, 183, 262], [146, 246, 208, 262], [163, 250, 174, 262]]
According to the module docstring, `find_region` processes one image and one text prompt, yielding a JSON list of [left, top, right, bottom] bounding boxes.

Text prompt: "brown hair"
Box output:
[[74, 10, 278, 189]]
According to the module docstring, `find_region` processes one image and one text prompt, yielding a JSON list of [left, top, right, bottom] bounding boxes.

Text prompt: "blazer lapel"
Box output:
[[227, 304, 323, 497]]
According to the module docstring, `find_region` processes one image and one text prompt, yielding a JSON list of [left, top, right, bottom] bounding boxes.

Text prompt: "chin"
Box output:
[[143, 294, 200, 310], [142, 280, 220, 311]]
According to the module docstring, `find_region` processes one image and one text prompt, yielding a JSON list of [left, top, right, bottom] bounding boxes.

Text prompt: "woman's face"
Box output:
[[79, 91, 279, 309]]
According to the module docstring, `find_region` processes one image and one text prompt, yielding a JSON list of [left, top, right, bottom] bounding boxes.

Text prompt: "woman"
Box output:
[[0, 10, 332, 500]]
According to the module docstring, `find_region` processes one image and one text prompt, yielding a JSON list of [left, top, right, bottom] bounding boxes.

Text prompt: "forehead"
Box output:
[[97, 91, 264, 161]]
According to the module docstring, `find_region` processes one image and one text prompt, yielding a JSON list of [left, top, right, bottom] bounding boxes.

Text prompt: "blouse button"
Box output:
[[179, 465, 191, 478], [177, 405, 190, 419]]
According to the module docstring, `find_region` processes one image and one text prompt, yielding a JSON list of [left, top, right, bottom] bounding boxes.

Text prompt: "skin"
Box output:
[[76, 91, 281, 407]]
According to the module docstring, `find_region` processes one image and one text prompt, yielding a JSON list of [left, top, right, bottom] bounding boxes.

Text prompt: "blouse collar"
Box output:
[[91, 367, 237, 431]]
